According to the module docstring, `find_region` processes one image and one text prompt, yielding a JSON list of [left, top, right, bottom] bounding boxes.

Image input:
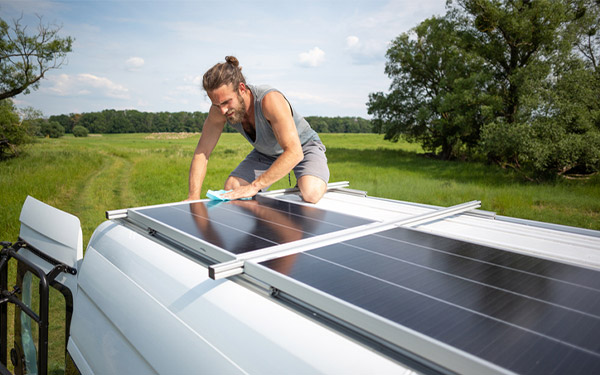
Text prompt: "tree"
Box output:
[[0, 99, 34, 158], [19, 106, 45, 136], [367, 15, 499, 159], [40, 120, 64, 138], [450, 0, 572, 124], [370, 0, 600, 177], [466, 0, 600, 177], [573, 0, 600, 71], [572, 0, 600, 133], [49, 114, 75, 133], [78, 112, 107, 133], [0, 14, 73, 100]]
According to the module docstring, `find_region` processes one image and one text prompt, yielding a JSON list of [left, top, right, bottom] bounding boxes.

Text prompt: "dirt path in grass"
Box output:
[[68, 150, 135, 247]]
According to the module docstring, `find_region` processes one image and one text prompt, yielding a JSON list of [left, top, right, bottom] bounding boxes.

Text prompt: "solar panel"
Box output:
[[255, 226, 600, 374], [126, 196, 373, 262], [121, 194, 599, 373]]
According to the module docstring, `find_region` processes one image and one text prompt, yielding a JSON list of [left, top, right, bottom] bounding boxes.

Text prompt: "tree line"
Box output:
[[368, 0, 600, 179], [46, 110, 373, 135], [0, 103, 374, 158]]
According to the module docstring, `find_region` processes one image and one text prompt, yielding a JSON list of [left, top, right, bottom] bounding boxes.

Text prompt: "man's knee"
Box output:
[[298, 176, 327, 204], [301, 188, 324, 204], [224, 176, 249, 190]]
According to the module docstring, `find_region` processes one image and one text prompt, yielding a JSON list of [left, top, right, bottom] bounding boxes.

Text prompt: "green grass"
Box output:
[[0, 132, 598, 373], [2, 132, 599, 246], [322, 134, 600, 230]]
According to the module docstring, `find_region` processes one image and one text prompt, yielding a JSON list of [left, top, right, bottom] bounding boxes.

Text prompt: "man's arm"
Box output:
[[187, 106, 225, 200], [224, 91, 303, 200]]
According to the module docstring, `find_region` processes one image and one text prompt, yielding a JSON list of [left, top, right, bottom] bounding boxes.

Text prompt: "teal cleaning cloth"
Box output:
[[206, 189, 251, 201], [206, 189, 231, 201]]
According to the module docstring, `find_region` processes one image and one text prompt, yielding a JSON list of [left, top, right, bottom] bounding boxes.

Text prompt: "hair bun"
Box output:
[[203, 56, 246, 91], [225, 56, 240, 68]]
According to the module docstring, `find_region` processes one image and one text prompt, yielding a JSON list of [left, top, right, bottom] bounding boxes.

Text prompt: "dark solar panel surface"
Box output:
[[261, 227, 600, 374], [133, 196, 373, 255]]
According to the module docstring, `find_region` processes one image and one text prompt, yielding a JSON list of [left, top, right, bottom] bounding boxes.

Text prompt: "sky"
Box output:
[[2, 0, 447, 118]]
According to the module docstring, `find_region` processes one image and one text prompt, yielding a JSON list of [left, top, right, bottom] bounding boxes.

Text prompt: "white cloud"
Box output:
[[45, 73, 129, 99], [357, 1, 445, 31], [298, 47, 325, 67], [175, 85, 201, 96], [184, 75, 203, 86], [344, 35, 386, 64], [346, 36, 360, 48], [125, 57, 145, 71], [78, 74, 129, 99], [45, 74, 75, 95], [286, 91, 339, 105], [167, 75, 204, 102]]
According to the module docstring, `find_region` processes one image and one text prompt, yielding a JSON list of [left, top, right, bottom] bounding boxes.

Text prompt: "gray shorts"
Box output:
[[230, 140, 330, 187]]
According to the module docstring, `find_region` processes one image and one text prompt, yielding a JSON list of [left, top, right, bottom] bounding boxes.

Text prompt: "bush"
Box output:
[[72, 125, 89, 137], [0, 99, 34, 159], [480, 119, 600, 179], [479, 121, 533, 169], [40, 121, 65, 138], [528, 122, 600, 177]]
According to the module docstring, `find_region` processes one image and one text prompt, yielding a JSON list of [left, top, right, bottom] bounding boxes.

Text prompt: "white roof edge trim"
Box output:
[[357, 194, 599, 238], [494, 214, 600, 238]]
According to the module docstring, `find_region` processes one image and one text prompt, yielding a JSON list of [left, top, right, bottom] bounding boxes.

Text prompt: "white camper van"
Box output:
[[1, 184, 600, 374]]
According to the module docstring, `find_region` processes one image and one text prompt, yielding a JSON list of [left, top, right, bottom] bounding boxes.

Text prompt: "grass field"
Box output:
[[1, 132, 599, 246], [0, 132, 599, 373]]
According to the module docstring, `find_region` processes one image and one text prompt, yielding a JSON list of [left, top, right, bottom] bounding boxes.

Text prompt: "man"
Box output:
[[187, 56, 329, 203]]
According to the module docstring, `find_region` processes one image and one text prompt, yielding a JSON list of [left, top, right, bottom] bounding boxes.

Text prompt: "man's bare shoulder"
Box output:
[[262, 90, 292, 120]]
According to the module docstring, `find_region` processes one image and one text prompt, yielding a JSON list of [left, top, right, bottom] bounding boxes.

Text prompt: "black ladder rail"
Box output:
[[0, 241, 76, 375]]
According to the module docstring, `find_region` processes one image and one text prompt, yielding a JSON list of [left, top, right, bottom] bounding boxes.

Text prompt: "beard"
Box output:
[[226, 94, 247, 124]]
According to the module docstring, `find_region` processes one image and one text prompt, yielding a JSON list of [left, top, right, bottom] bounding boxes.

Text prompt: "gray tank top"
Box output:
[[228, 84, 320, 157]]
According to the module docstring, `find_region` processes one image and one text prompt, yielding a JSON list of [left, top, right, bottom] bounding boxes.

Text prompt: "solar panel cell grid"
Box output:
[[132, 196, 373, 255], [260, 227, 600, 374]]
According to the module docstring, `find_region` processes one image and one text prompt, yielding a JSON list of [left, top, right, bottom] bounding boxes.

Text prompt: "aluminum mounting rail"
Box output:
[[105, 181, 352, 220], [258, 181, 350, 197], [209, 200, 481, 279]]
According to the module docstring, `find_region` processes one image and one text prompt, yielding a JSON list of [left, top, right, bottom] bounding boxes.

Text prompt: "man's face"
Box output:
[[209, 83, 246, 123]]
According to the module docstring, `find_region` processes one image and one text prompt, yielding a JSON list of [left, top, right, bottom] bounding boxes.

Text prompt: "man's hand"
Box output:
[[222, 184, 260, 200]]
